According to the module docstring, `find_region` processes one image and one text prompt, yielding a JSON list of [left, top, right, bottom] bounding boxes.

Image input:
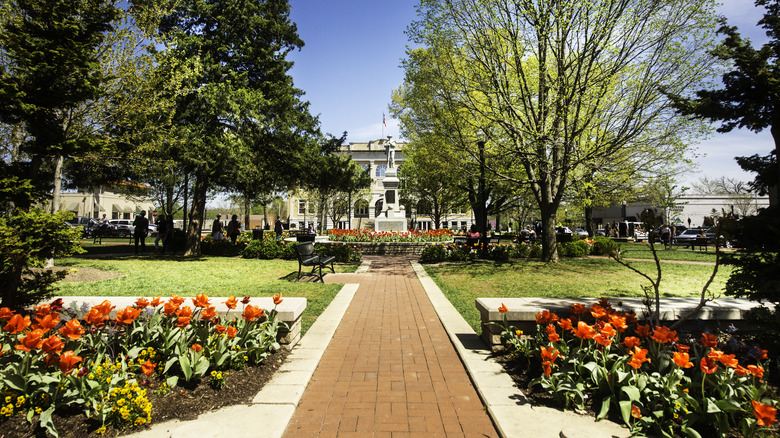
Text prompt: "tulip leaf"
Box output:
[[167, 375, 179, 388], [597, 395, 612, 420], [621, 386, 640, 402], [2, 374, 26, 392], [194, 357, 210, 377], [180, 355, 192, 381], [39, 406, 58, 438], [618, 400, 633, 426], [705, 398, 722, 413], [715, 399, 742, 412]]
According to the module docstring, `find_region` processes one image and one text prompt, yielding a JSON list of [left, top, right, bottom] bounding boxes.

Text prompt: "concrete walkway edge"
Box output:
[[410, 261, 630, 438]]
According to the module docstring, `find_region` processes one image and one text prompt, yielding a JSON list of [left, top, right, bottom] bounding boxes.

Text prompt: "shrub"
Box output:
[[529, 243, 543, 258], [315, 243, 362, 263], [201, 238, 246, 257], [489, 244, 511, 261], [591, 236, 617, 256], [558, 240, 590, 257], [449, 247, 471, 262], [419, 244, 448, 263], [514, 242, 531, 258], [241, 239, 282, 259]]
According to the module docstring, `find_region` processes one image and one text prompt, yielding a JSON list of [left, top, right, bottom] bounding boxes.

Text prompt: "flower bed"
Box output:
[[328, 228, 453, 242], [0, 294, 284, 436], [495, 298, 778, 437]]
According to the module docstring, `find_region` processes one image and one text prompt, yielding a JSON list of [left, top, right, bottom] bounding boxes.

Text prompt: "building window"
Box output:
[[375, 164, 387, 178], [354, 200, 369, 218], [360, 164, 369, 174], [298, 200, 307, 216]]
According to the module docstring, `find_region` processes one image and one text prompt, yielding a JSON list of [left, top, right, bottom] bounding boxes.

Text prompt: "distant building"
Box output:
[[593, 193, 771, 229], [286, 138, 474, 231], [47, 189, 154, 220]]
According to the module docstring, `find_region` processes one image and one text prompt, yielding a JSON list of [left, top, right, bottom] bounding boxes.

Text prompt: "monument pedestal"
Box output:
[[374, 167, 407, 232]]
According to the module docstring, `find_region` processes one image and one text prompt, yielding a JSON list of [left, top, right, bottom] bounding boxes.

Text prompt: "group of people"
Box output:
[[211, 214, 242, 244], [132, 210, 174, 255]]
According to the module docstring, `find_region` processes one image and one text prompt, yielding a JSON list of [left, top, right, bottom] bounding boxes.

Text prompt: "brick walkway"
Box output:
[[284, 256, 499, 438]]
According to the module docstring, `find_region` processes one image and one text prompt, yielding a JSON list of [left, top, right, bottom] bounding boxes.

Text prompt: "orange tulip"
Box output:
[[624, 311, 638, 324], [748, 365, 765, 379], [200, 306, 217, 321], [33, 313, 60, 332], [15, 329, 45, 351], [610, 315, 627, 333], [571, 321, 594, 340], [92, 300, 115, 317], [557, 318, 572, 331], [226, 326, 238, 338], [628, 346, 651, 369], [191, 343, 202, 352], [4, 314, 31, 334], [701, 333, 718, 348], [546, 324, 560, 343], [535, 310, 558, 325], [150, 297, 162, 307], [44, 353, 59, 368], [0, 307, 15, 320], [141, 360, 156, 376], [752, 400, 777, 427], [34, 304, 52, 318], [634, 324, 650, 337], [169, 295, 185, 306], [115, 307, 142, 325], [718, 353, 739, 369], [599, 323, 617, 339], [41, 335, 65, 355], [622, 336, 641, 349], [84, 308, 108, 327], [673, 351, 693, 369], [59, 319, 86, 340], [590, 305, 609, 321], [135, 297, 150, 308], [215, 324, 227, 334], [59, 351, 82, 375], [735, 365, 750, 377], [569, 303, 588, 315], [176, 315, 191, 328], [163, 301, 179, 316], [498, 303, 508, 313], [178, 306, 193, 318], [192, 294, 210, 308], [540, 346, 560, 376], [241, 296, 251, 305], [700, 357, 718, 374], [631, 404, 642, 419], [49, 298, 64, 312], [651, 326, 678, 344], [273, 293, 283, 305], [676, 343, 690, 353], [224, 296, 238, 309], [243, 305, 265, 322]]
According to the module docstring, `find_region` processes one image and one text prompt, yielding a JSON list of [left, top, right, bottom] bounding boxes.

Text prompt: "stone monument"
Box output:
[[374, 136, 408, 232]]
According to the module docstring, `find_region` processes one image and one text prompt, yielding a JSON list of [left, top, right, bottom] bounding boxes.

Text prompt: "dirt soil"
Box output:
[[2, 349, 288, 438], [29, 266, 125, 283]]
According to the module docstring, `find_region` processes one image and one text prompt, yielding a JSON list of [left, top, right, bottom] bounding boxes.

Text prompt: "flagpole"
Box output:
[[382, 113, 385, 138]]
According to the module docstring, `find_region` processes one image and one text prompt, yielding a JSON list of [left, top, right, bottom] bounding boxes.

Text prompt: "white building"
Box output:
[[287, 138, 474, 231], [47, 188, 155, 221]]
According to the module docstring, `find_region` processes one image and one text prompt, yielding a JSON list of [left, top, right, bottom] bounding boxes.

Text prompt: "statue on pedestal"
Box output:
[[385, 136, 396, 169]]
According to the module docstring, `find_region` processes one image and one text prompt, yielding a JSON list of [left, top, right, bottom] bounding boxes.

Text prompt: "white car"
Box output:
[[109, 219, 135, 237]]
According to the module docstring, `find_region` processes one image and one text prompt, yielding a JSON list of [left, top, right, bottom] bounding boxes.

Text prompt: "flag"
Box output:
[[383, 113, 386, 127]]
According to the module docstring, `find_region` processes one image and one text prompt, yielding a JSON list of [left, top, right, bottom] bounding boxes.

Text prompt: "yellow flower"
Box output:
[[96, 426, 107, 435]]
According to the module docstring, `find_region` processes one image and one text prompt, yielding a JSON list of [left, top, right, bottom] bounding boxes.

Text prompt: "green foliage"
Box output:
[[241, 239, 288, 260], [0, 209, 83, 310], [314, 243, 361, 263], [496, 299, 777, 437], [420, 244, 448, 263], [201, 238, 247, 257], [558, 240, 591, 258], [591, 236, 617, 256]]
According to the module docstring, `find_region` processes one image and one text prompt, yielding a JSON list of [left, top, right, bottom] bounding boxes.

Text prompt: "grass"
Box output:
[[55, 255, 359, 335], [424, 257, 733, 333], [613, 241, 732, 262]]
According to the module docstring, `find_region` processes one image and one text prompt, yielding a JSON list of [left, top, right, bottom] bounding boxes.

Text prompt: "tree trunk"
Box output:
[[51, 155, 64, 214], [184, 173, 208, 256], [244, 194, 251, 230], [585, 205, 594, 238]]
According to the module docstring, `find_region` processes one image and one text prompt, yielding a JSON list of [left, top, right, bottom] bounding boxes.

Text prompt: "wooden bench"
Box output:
[[293, 242, 335, 282]]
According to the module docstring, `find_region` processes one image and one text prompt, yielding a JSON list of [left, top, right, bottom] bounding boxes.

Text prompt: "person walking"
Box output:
[[212, 214, 224, 240], [274, 219, 284, 241], [133, 211, 150, 255], [227, 214, 241, 244], [154, 214, 168, 253]]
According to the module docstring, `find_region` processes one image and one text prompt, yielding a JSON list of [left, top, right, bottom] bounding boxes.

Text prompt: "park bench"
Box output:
[[293, 241, 335, 282]]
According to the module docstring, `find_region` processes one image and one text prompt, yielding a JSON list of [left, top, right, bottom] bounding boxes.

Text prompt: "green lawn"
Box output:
[[55, 255, 359, 335], [614, 241, 732, 262], [424, 258, 732, 333]]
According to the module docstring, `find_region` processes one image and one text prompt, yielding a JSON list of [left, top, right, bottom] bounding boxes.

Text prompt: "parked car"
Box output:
[[572, 228, 589, 239], [674, 227, 716, 246], [109, 219, 135, 237]]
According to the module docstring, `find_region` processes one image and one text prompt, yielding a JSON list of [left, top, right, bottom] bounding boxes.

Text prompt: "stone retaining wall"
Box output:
[[344, 241, 439, 256]]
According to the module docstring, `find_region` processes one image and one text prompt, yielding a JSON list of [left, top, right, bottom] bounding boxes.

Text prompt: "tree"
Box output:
[[0, 0, 120, 210], [142, 0, 328, 255], [403, 0, 718, 262], [306, 151, 371, 231], [668, 0, 780, 208]]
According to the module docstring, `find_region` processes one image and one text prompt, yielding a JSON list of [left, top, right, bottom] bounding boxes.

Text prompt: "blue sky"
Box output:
[[288, 0, 774, 188]]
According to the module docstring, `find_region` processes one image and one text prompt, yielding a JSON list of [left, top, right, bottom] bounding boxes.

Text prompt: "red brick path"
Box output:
[[283, 256, 499, 438]]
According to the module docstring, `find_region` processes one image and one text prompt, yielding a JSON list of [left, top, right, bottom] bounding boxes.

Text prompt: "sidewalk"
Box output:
[[284, 256, 499, 437]]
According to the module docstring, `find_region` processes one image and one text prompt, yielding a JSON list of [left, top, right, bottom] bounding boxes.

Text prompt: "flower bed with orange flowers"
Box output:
[[0, 294, 284, 436], [328, 228, 454, 242], [495, 298, 777, 437]]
